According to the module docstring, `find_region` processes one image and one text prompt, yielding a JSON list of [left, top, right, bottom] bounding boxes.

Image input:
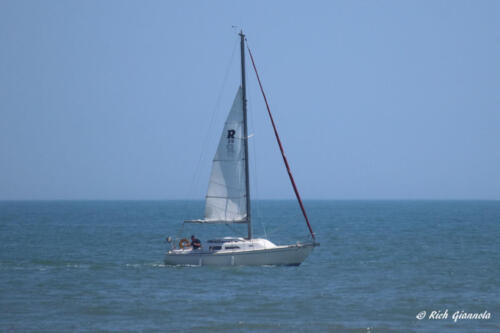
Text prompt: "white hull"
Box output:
[[164, 242, 316, 266]]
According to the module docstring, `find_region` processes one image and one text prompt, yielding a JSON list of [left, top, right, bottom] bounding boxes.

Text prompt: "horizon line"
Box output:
[[1, 198, 499, 202]]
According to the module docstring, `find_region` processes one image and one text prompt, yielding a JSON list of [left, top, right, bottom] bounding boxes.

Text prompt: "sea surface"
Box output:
[[0, 200, 499, 332]]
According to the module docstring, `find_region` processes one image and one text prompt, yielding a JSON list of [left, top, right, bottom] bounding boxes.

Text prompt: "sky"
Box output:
[[0, 0, 499, 200]]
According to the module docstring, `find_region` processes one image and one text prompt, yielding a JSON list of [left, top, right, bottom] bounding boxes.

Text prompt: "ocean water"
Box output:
[[0, 200, 499, 332]]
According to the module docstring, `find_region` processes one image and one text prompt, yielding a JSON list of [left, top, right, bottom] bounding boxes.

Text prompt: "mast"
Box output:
[[240, 31, 252, 239]]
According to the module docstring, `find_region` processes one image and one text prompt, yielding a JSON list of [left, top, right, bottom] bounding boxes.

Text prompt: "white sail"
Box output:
[[190, 87, 247, 223]]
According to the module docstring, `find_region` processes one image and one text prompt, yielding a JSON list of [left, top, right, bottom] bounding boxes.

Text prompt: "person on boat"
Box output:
[[191, 235, 201, 250]]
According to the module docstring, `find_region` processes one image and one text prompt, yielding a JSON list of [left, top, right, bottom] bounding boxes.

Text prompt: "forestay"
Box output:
[[186, 87, 247, 224]]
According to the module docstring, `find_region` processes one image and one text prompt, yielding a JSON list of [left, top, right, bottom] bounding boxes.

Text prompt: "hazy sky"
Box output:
[[1, 0, 499, 200]]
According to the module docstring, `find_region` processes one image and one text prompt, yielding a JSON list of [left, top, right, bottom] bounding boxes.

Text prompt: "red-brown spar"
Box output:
[[246, 45, 316, 241]]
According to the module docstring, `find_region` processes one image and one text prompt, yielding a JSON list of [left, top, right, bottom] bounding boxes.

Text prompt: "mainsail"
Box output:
[[186, 87, 248, 223]]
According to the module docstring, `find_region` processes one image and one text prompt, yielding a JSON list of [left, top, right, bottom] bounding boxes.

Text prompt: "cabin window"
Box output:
[[209, 246, 222, 251], [207, 239, 243, 244], [224, 246, 240, 250]]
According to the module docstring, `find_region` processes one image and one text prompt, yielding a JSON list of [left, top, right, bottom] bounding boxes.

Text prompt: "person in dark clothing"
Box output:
[[191, 235, 201, 249]]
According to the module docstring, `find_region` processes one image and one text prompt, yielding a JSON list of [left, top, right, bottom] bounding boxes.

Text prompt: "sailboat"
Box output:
[[164, 31, 319, 266]]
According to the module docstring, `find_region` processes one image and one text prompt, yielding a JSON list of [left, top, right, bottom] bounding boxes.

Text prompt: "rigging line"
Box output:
[[246, 42, 316, 241], [247, 72, 267, 239], [185, 36, 239, 200]]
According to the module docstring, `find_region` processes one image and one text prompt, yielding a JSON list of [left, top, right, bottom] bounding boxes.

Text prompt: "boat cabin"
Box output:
[[206, 237, 277, 252]]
